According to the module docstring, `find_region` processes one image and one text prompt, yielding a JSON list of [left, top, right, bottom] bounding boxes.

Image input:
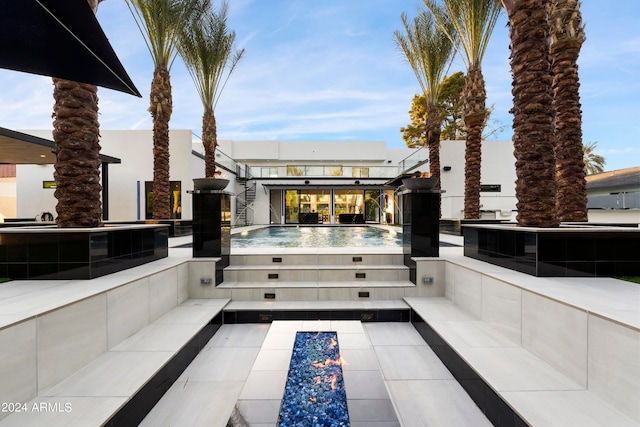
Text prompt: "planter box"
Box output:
[[0, 224, 168, 280], [463, 224, 640, 277]]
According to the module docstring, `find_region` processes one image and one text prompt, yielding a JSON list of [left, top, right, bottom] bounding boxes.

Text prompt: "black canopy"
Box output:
[[0, 0, 141, 97]]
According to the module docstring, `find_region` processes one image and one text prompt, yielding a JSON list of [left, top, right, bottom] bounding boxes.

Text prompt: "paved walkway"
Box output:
[[140, 321, 493, 426]]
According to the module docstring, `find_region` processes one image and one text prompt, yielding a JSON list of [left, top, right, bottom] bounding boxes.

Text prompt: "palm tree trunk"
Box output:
[[51, 0, 102, 228], [426, 102, 442, 217], [202, 108, 217, 177], [462, 64, 486, 219], [504, 0, 559, 227], [426, 102, 441, 188], [52, 79, 102, 227], [550, 0, 587, 222], [150, 65, 173, 219]]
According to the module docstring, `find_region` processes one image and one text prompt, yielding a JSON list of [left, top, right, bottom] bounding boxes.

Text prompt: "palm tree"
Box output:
[[583, 141, 606, 175], [52, 0, 103, 228], [549, 0, 587, 222], [395, 9, 456, 194], [501, 0, 559, 227], [126, 0, 206, 219], [423, 0, 502, 220], [177, 1, 244, 178]]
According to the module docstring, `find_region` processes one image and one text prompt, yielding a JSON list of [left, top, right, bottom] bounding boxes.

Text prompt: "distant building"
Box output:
[[586, 167, 640, 224]]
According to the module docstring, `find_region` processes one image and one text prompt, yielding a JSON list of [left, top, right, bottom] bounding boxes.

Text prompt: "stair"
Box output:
[[235, 181, 256, 225], [219, 252, 417, 323]]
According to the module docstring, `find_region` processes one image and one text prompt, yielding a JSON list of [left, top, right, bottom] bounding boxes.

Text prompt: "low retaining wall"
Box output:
[[463, 224, 640, 277], [0, 224, 168, 280]]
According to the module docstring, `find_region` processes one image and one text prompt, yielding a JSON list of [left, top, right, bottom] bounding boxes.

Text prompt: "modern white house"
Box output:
[[1, 129, 521, 224], [4, 128, 636, 225], [214, 139, 518, 226]]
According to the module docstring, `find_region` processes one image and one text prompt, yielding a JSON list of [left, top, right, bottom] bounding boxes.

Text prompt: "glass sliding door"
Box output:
[[285, 189, 331, 224], [364, 189, 381, 223], [334, 190, 364, 223], [285, 190, 299, 223]]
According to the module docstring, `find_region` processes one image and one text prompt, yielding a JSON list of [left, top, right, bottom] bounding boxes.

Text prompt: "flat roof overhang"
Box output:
[[0, 127, 121, 165]]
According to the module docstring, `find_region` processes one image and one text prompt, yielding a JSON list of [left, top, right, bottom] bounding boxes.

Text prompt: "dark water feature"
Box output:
[[278, 332, 350, 427]]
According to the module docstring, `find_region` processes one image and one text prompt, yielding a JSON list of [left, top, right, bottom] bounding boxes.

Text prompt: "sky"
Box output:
[[0, 0, 638, 172]]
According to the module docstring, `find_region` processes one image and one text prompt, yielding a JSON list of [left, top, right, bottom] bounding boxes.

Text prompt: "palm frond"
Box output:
[[126, 0, 209, 68], [423, 0, 502, 68], [394, 9, 456, 103], [177, 0, 244, 111], [583, 141, 606, 175]]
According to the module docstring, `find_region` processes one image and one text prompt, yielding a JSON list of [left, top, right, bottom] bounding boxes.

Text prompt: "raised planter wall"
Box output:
[[0, 224, 168, 280], [401, 189, 441, 283], [190, 190, 231, 285], [463, 224, 640, 277]]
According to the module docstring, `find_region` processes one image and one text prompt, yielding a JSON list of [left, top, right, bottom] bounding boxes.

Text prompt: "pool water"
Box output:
[[232, 226, 401, 248]]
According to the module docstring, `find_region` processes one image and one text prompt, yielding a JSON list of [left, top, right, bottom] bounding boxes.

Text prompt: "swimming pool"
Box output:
[[231, 226, 401, 248]]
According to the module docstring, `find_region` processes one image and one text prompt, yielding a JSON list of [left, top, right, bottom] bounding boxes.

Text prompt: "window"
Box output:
[[352, 167, 369, 178], [285, 165, 343, 176], [305, 166, 323, 176], [480, 184, 501, 192], [145, 181, 182, 219], [324, 165, 343, 176], [287, 166, 305, 176], [261, 167, 278, 177]]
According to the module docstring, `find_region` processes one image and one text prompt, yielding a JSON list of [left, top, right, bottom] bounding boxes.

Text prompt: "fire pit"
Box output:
[[278, 332, 350, 426]]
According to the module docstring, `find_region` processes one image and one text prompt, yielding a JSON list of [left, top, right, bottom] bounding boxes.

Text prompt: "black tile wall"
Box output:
[[403, 191, 441, 284], [464, 227, 640, 277], [222, 309, 411, 324], [191, 192, 231, 285], [0, 225, 169, 280]]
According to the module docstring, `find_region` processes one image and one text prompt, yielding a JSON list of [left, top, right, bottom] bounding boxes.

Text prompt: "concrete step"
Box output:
[[222, 299, 411, 324], [217, 280, 416, 301], [223, 264, 410, 282], [229, 253, 404, 266]]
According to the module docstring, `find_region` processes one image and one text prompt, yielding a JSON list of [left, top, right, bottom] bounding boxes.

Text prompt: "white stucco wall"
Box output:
[[587, 209, 640, 224], [438, 140, 517, 219], [219, 140, 392, 162], [16, 164, 57, 219], [17, 129, 196, 221]]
